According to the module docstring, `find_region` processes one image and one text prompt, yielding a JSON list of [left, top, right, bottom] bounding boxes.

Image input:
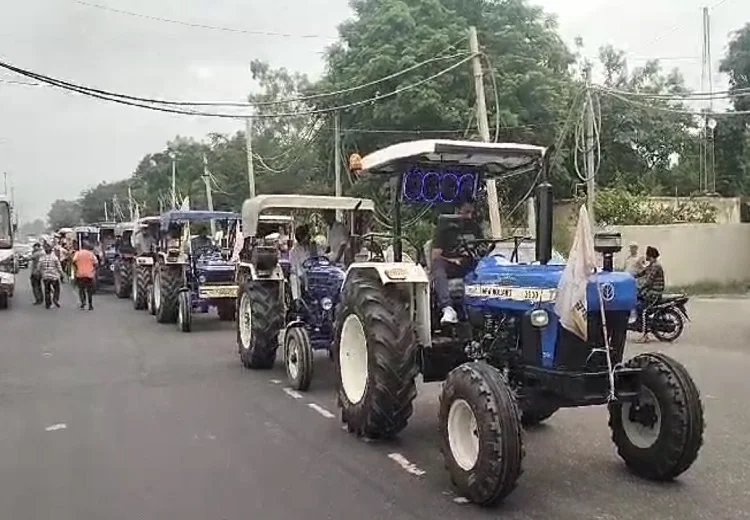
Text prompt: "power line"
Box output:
[[600, 88, 750, 116], [74, 0, 336, 40], [595, 85, 750, 100], [0, 54, 476, 119], [0, 51, 467, 108]]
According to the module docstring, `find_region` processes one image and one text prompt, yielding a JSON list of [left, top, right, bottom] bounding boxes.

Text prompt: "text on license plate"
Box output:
[[198, 286, 238, 299]]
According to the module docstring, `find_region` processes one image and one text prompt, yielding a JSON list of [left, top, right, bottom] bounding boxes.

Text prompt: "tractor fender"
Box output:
[[343, 263, 432, 348], [238, 261, 284, 282], [280, 320, 306, 350]]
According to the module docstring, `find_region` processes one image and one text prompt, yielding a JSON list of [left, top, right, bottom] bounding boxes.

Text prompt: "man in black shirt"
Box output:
[[431, 200, 483, 324]]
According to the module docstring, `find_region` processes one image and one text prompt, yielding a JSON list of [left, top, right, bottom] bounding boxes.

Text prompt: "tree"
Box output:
[[716, 23, 750, 195], [18, 218, 47, 236], [47, 199, 81, 229]]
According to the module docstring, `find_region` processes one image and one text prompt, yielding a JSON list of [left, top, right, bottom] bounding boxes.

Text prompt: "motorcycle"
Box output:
[[628, 294, 689, 342]]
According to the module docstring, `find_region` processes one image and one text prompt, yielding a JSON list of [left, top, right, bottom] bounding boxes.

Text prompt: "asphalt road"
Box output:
[[1, 280, 748, 520]]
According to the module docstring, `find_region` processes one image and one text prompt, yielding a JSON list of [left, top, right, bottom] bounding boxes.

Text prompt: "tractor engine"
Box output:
[[301, 262, 345, 347]]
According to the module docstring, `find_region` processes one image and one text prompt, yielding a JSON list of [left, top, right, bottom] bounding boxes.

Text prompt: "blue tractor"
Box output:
[[150, 210, 240, 332], [330, 140, 704, 507], [235, 195, 376, 391]]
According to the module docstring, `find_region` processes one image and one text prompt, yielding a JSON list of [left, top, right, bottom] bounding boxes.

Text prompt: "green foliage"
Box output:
[[47, 199, 82, 229], [18, 218, 46, 237], [593, 188, 717, 226]]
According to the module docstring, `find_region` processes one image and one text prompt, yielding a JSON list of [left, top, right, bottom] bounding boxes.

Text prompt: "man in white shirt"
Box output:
[[623, 241, 646, 276], [323, 211, 349, 264], [289, 225, 317, 302]]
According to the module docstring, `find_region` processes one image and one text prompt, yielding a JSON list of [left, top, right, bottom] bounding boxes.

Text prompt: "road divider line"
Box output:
[[45, 423, 67, 432], [282, 388, 303, 399], [269, 379, 282, 384], [308, 403, 335, 418], [388, 453, 426, 476]]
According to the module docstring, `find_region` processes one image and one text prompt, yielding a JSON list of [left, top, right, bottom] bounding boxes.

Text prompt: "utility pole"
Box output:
[[584, 65, 596, 228], [128, 186, 134, 221], [170, 154, 177, 210], [334, 111, 342, 220], [468, 26, 501, 239], [104, 201, 109, 222], [203, 153, 216, 237], [2, 172, 7, 195], [245, 117, 256, 198]]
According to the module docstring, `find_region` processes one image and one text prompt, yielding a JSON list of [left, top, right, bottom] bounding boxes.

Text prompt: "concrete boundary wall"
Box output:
[[611, 223, 750, 287]]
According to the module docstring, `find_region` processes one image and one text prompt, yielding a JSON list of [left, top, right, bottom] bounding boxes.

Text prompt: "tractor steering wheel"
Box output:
[[458, 237, 515, 263], [302, 256, 332, 269]]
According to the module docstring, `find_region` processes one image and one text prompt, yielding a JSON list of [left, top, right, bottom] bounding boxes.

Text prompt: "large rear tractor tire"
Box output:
[[0, 293, 8, 310], [237, 280, 283, 369], [114, 260, 133, 299], [284, 326, 314, 391], [132, 264, 149, 310], [334, 270, 418, 439], [439, 362, 524, 507], [154, 264, 182, 324], [609, 352, 704, 481]]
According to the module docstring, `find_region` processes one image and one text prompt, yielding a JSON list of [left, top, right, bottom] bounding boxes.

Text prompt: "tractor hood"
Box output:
[[465, 255, 637, 312], [195, 252, 235, 271]]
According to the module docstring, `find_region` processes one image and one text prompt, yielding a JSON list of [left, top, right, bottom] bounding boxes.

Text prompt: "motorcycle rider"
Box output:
[[634, 246, 665, 342], [430, 199, 483, 325], [623, 241, 646, 276]]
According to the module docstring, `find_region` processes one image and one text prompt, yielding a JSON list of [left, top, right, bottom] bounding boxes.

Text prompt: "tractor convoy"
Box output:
[[37, 138, 703, 509]]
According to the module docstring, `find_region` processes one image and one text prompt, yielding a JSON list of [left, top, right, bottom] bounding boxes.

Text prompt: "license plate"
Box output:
[[198, 285, 238, 299]]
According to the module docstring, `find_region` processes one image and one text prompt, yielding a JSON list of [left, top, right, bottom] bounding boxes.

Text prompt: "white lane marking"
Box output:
[[269, 379, 282, 384], [308, 403, 335, 418], [42, 352, 52, 357], [388, 453, 426, 476], [453, 497, 470, 504], [282, 387, 303, 399], [45, 423, 67, 432]]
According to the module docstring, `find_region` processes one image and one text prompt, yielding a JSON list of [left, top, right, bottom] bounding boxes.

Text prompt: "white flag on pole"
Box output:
[[554, 205, 598, 341], [231, 221, 244, 263]]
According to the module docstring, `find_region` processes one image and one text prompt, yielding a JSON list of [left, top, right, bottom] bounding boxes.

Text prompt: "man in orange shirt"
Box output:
[[72, 241, 98, 310]]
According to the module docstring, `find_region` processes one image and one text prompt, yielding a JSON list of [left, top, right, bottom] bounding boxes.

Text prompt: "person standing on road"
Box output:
[[29, 242, 44, 305], [72, 241, 98, 310], [39, 242, 63, 309], [622, 241, 646, 276]]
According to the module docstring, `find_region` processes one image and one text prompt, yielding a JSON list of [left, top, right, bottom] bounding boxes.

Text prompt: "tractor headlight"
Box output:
[[321, 297, 333, 311], [529, 309, 549, 328], [199, 275, 207, 284]]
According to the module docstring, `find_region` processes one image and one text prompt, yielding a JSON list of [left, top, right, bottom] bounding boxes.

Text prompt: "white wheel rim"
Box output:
[[339, 314, 368, 404], [178, 296, 184, 325], [621, 386, 662, 449], [447, 398, 480, 471], [287, 334, 300, 380], [132, 274, 137, 302], [239, 293, 252, 349], [153, 273, 161, 309]]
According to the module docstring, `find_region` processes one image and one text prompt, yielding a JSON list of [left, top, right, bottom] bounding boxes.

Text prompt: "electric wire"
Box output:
[[0, 54, 476, 119], [600, 88, 750, 117], [74, 0, 337, 40], [0, 52, 468, 108]]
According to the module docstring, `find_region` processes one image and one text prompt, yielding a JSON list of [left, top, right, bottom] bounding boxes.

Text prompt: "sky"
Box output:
[[0, 0, 748, 223]]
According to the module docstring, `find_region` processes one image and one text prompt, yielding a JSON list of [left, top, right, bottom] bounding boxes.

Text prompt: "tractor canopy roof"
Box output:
[[259, 215, 294, 225], [241, 194, 376, 237], [160, 210, 239, 231], [356, 139, 548, 176], [136, 216, 161, 227], [73, 225, 99, 234], [57, 227, 73, 234], [114, 222, 135, 236]]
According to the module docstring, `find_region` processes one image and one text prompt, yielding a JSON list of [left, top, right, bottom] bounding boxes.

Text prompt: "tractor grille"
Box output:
[[200, 269, 235, 284], [520, 310, 628, 371], [305, 269, 345, 301]]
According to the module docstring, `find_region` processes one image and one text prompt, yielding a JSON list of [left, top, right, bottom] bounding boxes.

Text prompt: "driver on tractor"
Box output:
[[289, 224, 318, 302], [430, 199, 483, 325]]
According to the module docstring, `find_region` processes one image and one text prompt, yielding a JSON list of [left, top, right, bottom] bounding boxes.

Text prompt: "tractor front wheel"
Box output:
[[334, 269, 418, 439], [439, 362, 524, 507], [284, 326, 314, 391], [115, 260, 132, 299], [177, 291, 192, 332], [609, 352, 704, 481], [132, 265, 149, 310], [237, 281, 283, 369], [154, 264, 181, 324]]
